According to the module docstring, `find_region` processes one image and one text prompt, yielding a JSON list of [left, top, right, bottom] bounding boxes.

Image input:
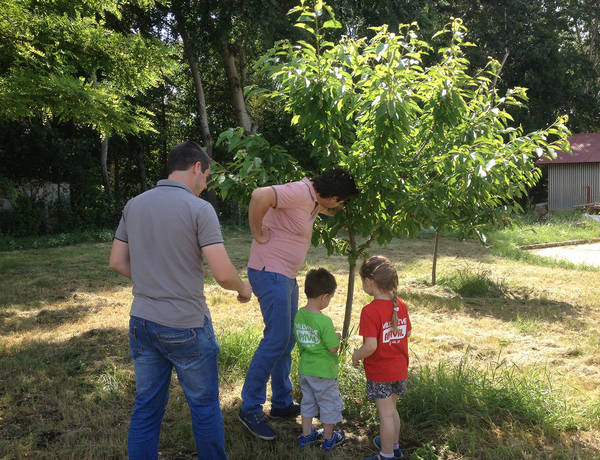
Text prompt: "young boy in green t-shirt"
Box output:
[[294, 268, 345, 451]]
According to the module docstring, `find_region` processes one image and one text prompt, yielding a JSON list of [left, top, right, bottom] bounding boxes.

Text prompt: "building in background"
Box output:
[[536, 133, 600, 210]]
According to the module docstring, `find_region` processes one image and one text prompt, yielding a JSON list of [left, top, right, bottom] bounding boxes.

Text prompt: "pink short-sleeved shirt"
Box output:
[[248, 177, 319, 278]]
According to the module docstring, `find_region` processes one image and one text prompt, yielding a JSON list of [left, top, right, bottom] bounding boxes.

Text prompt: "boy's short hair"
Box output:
[[304, 268, 337, 298], [167, 141, 211, 174]]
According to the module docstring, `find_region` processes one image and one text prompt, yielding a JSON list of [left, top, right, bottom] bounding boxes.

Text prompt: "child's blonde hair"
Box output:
[[359, 255, 400, 332]]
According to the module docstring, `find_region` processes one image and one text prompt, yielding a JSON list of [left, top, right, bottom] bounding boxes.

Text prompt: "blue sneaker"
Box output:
[[322, 429, 345, 451], [297, 428, 324, 448], [364, 455, 400, 460], [372, 435, 403, 458], [270, 402, 301, 419], [238, 411, 275, 440]]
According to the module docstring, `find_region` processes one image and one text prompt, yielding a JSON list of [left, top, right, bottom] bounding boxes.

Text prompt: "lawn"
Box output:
[[1, 227, 599, 459]]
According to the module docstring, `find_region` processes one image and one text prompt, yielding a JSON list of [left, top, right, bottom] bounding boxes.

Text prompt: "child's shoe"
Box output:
[[297, 428, 324, 448], [363, 456, 399, 460], [322, 429, 345, 451], [372, 435, 403, 458]]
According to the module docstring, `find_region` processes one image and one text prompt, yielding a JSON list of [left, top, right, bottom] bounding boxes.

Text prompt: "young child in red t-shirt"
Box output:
[[352, 255, 411, 460]]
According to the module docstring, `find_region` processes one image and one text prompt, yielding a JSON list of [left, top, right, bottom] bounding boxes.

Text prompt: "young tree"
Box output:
[[217, 1, 570, 338]]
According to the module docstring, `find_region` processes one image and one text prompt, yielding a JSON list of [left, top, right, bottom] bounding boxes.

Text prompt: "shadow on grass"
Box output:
[[401, 286, 581, 326], [0, 327, 132, 458], [0, 304, 95, 335], [1, 327, 598, 459]]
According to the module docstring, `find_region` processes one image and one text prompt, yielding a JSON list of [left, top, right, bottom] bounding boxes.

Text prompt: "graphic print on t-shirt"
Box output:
[[382, 318, 408, 344], [296, 323, 320, 346]]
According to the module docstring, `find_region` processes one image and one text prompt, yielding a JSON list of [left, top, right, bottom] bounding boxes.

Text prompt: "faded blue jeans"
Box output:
[[241, 268, 298, 415], [128, 315, 227, 460]]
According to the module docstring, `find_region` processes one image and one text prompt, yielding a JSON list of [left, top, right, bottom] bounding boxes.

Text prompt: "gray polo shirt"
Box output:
[[115, 179, 223, 328]]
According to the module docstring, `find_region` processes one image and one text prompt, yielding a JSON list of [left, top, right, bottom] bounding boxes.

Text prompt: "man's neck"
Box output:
[[168, 172, 197, 195]]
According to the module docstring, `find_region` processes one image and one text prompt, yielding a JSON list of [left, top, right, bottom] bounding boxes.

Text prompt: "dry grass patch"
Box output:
[[1, 232, 599, 458]]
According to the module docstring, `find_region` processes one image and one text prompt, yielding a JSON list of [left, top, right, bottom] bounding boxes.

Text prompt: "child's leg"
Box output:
[[299, 374, 319, 436], [301, 416, 314, 436], [322, 422, 334, 440], [391, 393, 400, 445], [375, 396, 398, 456]]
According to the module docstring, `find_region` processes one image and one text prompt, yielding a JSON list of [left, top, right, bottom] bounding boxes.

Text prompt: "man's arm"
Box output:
[[202, 243, 252, 302], [109, 239, 131, 279], [248, 186, 276, 243]]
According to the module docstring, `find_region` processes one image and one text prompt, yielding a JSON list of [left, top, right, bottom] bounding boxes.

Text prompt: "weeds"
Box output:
[[438, 267, 506, 297]]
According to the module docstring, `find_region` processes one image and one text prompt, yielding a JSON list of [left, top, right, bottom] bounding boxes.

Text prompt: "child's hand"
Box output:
[[351, 349, 360, 367]]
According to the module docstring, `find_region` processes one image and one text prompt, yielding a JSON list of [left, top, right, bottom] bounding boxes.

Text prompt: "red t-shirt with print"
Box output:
[[359, 297, 411, 382]]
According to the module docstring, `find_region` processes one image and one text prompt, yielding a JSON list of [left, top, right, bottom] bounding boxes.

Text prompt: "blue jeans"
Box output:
[[241, 268, 298, 415], [128, 316, 227, 460]]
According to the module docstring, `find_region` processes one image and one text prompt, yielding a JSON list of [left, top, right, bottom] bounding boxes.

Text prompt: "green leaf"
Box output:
[[323, 19, 342, 29]]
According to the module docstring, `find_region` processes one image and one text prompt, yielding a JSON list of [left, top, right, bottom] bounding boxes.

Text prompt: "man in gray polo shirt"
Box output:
[[109, 141, 251, 460]]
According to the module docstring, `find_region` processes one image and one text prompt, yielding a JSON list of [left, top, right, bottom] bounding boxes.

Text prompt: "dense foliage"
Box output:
[[224, 1, 569, 336], [0, 0, 598, 238]]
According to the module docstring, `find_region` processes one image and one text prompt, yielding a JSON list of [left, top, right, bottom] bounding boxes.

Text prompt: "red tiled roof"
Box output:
[[536, 133, 600, 165]]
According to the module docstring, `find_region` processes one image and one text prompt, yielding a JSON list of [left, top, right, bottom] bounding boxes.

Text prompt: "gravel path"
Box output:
[[531, 242, 600, 266]]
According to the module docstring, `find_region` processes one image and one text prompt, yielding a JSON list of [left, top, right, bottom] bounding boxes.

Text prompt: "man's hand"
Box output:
[[237, 281, 252, 303], [249, 187, 275, 243], [254, 226, 271, 244]]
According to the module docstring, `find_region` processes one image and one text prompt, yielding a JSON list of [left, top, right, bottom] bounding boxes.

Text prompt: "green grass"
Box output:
[[217, 329, 595, 460], [485, 211, 600, 269], [437, 267, 506, 297], [0, 228, 114, 251], [2, 227, 600, 459]]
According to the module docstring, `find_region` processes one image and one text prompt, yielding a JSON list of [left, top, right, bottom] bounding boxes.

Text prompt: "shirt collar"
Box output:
[[156, 179, 195, 195], [302, 177, 317, 202]]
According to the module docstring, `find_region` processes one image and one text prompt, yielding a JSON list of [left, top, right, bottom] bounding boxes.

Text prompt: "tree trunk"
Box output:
[[100, 135, 111, 200], [220, 42, 256, 135], [137, 146, 147, 192], [160, 90, 169, 178], [589, 2, 600, 86], [113, 153, 120, 204], [342, 259, 357, 343], [342, 227, 358, 341], [432, 230, 440, 285], [172, 1, 213, 155]]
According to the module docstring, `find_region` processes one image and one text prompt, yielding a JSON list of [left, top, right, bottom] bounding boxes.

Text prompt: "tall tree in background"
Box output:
[[0, 0, 176, 199]]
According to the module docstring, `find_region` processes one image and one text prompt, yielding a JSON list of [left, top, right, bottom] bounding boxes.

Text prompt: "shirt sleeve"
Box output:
[[114, 201, 130, 243], [196, 202, 224, 248], [272, 180, 305, 209], [359, 305, 379, 338], [321, 317, 340, 350]]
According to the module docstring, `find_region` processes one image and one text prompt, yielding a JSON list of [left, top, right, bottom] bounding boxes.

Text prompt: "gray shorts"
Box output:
[[299, 374, 344, 425]]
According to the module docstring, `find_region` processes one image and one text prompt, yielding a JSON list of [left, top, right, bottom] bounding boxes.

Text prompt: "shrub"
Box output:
[[438, 267, 506, 297]]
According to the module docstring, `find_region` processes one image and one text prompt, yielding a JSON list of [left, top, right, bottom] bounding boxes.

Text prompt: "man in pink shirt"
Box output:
[[238, 168, 358, 440]]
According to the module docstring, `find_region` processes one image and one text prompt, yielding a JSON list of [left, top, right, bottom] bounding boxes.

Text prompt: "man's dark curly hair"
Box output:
[[312, 167, 358, 200]]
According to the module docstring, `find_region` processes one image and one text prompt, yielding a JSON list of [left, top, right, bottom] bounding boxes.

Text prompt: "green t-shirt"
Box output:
[[294, 307, 340, 379]]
